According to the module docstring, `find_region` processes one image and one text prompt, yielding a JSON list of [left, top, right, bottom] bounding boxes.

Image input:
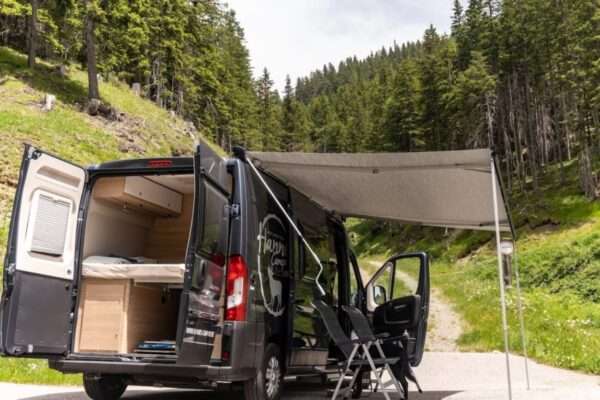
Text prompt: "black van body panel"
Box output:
[[3, 272, 72, 355], [50, 358, 256, 382]]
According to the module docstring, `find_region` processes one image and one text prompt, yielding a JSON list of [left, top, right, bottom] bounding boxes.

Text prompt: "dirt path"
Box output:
[[367, 261, 463, 352]]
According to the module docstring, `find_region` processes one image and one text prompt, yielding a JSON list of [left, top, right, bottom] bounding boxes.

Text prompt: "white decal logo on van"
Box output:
[[186, 327, 215, 338], [257, 214, 287, 317]]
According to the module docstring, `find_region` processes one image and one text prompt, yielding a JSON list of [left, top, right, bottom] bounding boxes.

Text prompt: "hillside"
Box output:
[[0, 47, 221, 384], [349, 160, 600, 374]]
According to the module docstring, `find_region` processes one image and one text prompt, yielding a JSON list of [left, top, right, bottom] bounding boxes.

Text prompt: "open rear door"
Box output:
[[2, 146, 86, 357], [177, 145, 229, 365]]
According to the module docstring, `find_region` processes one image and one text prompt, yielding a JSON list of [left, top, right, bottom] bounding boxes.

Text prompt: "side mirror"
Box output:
[[373, 284, 387, 305]]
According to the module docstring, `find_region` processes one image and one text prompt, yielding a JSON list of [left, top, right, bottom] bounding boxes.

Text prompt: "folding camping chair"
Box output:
[[342, 305, 423, 399], [312, 299, 405, 400]]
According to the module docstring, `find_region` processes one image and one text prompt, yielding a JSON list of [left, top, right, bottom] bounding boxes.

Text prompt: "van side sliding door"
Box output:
[[1, 146, 86, 357], [177, 146, 229, 365]]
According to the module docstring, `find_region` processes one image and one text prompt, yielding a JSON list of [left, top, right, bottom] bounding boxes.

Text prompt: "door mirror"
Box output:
[[373, 284, 387, 305]]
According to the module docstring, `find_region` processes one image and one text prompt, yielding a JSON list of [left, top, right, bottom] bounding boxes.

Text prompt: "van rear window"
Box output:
[[197, 183, 229, 263]]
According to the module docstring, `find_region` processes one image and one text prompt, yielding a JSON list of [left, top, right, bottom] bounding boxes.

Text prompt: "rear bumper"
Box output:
[[49, 358, 255, 383]]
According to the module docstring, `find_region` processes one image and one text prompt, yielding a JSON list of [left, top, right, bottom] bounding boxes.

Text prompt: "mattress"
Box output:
[[81, 263, 185, 283]]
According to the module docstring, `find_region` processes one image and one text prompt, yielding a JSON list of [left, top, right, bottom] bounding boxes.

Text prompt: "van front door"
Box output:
[[177, 146, 229, 365], [365, 253, 430, 366], [2, 146, 87, 357]]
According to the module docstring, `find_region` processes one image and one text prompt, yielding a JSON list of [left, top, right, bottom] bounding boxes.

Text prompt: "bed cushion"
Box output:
[[82, 262, 185, 283]]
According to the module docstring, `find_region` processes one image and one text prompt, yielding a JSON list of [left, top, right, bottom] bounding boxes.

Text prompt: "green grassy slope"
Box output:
[[0, 47, 219, 384], [349, 161, 600, 374]]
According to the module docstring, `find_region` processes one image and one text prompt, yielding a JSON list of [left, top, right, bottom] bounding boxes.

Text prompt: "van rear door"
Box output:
[[2, 146, 87, 357], [177, 146, 229, 365]]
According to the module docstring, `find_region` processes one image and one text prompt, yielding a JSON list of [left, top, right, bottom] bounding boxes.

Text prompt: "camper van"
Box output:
[[1, 144, 430, 400]]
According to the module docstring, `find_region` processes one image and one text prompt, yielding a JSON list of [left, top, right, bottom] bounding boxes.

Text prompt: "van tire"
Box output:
[[244, 343, 283, 400], [83, 374, 127, 400]]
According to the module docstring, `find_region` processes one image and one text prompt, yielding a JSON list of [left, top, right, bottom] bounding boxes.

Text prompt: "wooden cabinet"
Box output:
[[74, 278, 178, 354], [94, 176, 183, 216]]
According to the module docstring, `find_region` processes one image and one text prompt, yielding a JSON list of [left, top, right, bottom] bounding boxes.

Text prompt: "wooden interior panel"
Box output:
[[75, 278, 178, 354], [144, 195, 194, 262], [124, 284, 178, 353], [75, 279, 128, 353], [83, 198, 152, 259]]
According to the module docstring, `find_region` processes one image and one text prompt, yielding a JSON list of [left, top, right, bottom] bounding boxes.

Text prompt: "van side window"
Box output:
[[196, 183, 229, 266]]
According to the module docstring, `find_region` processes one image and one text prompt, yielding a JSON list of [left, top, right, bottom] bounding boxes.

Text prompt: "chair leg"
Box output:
[[331, 344, 360, 400], [361, 344, 394, 400], [374, 341, 406, 399]]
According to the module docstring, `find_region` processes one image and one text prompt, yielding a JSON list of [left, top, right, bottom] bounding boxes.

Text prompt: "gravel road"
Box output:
[[2, 352, 598, 400]]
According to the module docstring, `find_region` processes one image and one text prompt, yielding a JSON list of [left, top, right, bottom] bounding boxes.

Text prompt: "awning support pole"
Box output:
[[513, 247, 531, 390], [491, 160, 513, 400], [246, 156, 327, 297]]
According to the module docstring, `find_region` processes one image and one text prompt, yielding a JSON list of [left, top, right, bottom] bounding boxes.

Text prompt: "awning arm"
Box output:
[[246, 156, 327, 298]]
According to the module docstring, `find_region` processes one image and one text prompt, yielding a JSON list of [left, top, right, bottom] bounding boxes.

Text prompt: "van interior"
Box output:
[[74, 174, 195, 357]]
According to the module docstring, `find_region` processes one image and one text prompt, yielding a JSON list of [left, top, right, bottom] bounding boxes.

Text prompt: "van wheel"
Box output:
[[83, 374, 127, 400], [244, 343, 283, 400]]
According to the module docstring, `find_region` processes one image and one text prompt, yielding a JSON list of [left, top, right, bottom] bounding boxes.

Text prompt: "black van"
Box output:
[[1, 144, 430, 400]]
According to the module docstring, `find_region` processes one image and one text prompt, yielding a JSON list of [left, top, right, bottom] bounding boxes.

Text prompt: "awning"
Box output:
[[247, 149, 511, 232]]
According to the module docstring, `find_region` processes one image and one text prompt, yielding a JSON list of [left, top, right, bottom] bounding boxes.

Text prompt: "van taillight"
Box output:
[[225, 255, 248, 321]]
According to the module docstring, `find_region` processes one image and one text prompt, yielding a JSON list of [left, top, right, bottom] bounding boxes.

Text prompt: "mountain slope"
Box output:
[[0, 47, 222, 384]]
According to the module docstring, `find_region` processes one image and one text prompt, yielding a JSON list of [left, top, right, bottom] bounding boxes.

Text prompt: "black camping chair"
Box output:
[[342, 305, 423, 399], [312, 299, 405, 400]]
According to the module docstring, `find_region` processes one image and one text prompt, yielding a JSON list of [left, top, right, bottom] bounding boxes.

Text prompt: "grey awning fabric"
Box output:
[[247, 149, 511, 232]]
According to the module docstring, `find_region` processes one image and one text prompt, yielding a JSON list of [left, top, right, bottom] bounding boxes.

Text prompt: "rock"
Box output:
[[119, 142, 144, 154], [98, 102, 118, 121], [42, 94, 56, 112], [55, 65, 68, 77], [131, 82, 141, 96], [87, 98, 101, 115]]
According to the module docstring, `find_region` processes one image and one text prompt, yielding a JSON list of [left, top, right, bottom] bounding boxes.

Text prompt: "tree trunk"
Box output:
[[27, 0, 38, 68], [85, 0, 100, 100], [579, 141, 596, 199]]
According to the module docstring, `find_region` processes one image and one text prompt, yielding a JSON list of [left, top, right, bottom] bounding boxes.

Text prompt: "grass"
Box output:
[[0, 46, 221, 385], [348, 159, 600, 374]]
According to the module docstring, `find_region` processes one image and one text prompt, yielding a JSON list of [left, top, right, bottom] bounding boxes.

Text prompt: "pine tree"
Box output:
[[382, 59, 422, 151], [451, 0, 464, 36]]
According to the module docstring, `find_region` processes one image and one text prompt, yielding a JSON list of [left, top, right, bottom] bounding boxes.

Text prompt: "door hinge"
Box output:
[[228, 203, 240, 218], [27, 147, 41, 160], [6, 263, 15, 276]]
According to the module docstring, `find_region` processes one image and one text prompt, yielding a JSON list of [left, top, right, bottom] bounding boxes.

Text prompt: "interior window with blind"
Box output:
[[29, 191, 72, 256]]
